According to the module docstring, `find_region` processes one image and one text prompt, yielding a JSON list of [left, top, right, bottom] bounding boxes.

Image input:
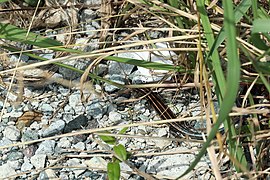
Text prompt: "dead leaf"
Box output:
[[16, 111, 43, 130]]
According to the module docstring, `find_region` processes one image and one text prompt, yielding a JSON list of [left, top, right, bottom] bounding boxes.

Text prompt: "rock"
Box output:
[[153, 139, 171, 149], [58, 59, 90, 80], [108, 60, 134, 76], [40, 103, 54, 112], [86, 100, 107, 119], [58, 86, 70, 96], [22, 129, 39, 142], [73, 142, 85, 151], [21, 160, 33, 172], [84, 157, 107, 169], [64, 105, 75, 114], [81, 9, 96, 22], [108, 111, 122, 124], [7, 151, 24, 161], [23, 145, 37, 158], [104, 74, 126, 92], [39, 169, 57, 179], [68, 92, 81, 109], [57, 137, 72, 149], [0, 163, 16, 178], [158, 128, 168, 137], [35, 140, 55, 156], [66, 158, 86, 178], [30, 154, 47, 169], [145, 147, 197, 178], [85, 24, 96, 36], [0, 137, 13, 150], [7, 160, 21, 170], [3, 126, 21, 141], [91, 21, 100, 29], [42, 120, 65, 137], [63, 115, 88, 133], [45, 10, 63, 28], [83, 0, 101, 5]]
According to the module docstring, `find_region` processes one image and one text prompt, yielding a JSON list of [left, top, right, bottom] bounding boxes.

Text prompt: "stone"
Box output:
[[7, 160, 21, 170], [108, 60, 134, 76], [42, 120, 65, 137], [84, 24, 96, 36], [68, 92, 81, 109], [7, 151, 24, 161], [58, 59, 90, 80], [66, 158, 86, 178], [81, 9, 96, 22], [108, 111, 122, 124], [64, 105, 75, 114], [0, 163, 16, 178], [57, 137, 71, 148], [0, 137, 13, 150], [35, 140, 56, 156], [21, 161, 33, 172], [23, 145, 37, 158], [22, 129, 39, 142], [30, 154, 47, 169], [83, 0, 101, 5], [40, 103, 54, 112], [43, 169, 57, 179], [145, 147, 197, 178], [73, 142, 85, 151], [3, 126, 21, 141], [84, 157, 107, 169], [158, 128, 168, 137], [104, 74, 126, 92], [63, 115, 88, 133], [86, 101, 107, 119]]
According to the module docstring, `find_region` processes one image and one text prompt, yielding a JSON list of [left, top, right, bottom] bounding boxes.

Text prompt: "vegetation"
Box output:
[[0, 0, 270, 179]]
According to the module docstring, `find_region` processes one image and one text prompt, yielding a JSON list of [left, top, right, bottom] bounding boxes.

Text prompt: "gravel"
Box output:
[[0, 3, 213, 179]]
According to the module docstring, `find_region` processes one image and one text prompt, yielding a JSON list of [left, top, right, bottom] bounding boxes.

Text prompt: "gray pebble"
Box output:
[[30, 154, 46, 169], [0, 163, 16, 178], [73, 142, 85, 151], [108, 111, 122, 124], [81, 9, 96, 22], [104, 74, 126, 92], [7, 151, 24, 161], [35, 140, 55, 156], [69, 92, 81, 109], [66, 158, 86, 178], [108, 58, 134, 75], [7, 160, 21, 170], [86, 101, 107, 119], [21, 161, 33, 172], [64, 105, 74, 114], [22, 129, 39, 142], [63, 115, 88, 133], [57, 137, 71, 148], [85, 25, 96, 36], [40, 103, 54, 112], [83, 0, 101, 5], [42, 120, 65, 137], [3, 126, 21, 141]]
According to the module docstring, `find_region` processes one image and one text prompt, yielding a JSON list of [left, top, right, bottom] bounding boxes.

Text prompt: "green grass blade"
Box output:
[[0, 23, 81, 53], [222, 0, 247, 172], [208, 0, 252, 58], [104, 56, 186, 72], [197, 0, 226, 95], [178, 0, 248, 178]]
